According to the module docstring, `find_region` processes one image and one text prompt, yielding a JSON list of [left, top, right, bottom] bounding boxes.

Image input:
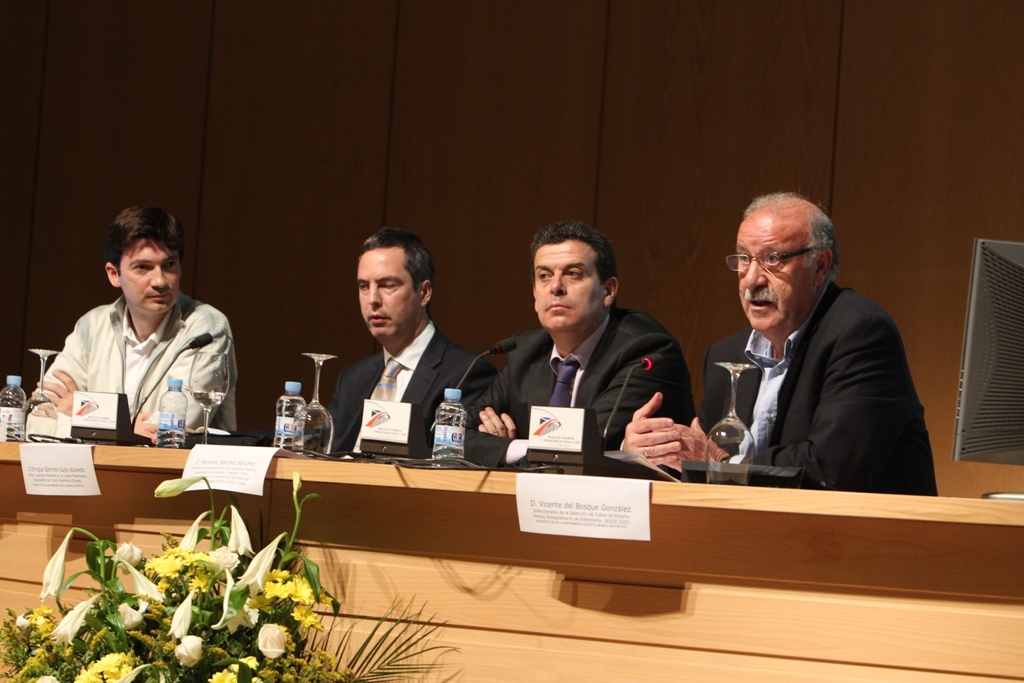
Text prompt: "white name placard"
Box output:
[[182, 445, 277, 496], [515, 473, 651, 541], [70, 391, 118, 430], [20, 444, 101, 496], [527, 406, 585, 452], [359, 399, 412, 444]]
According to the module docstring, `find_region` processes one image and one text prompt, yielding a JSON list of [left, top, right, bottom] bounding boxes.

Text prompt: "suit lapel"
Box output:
[[770, 282, 841, 445], [575, 313, 619, 405], [401, 330, 444, 405]]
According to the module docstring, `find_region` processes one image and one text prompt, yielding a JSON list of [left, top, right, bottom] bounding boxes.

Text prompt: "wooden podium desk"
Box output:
[[1, 444, 1022, 682]]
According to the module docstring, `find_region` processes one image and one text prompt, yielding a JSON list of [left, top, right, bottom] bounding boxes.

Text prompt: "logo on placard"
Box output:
[[533, 412, 562, 436], [76, 395, 100, 417], [364, 402, 391, 430]]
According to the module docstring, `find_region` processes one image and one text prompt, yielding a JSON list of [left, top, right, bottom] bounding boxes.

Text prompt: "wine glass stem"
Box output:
[[203, 407, 212, 445], [37, 356, 46, 398], [311, 361, 322, 405], [727, 369, 741, 419]]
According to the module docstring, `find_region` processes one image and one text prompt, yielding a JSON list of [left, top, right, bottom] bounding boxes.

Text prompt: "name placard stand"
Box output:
[[527, 408, 601, 474], [70, 393, 150, 446]]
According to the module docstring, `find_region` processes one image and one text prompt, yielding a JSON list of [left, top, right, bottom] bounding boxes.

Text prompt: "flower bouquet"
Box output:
[[0, 472, 453, 683]]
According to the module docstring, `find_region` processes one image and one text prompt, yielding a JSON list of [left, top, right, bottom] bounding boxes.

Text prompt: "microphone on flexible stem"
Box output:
[[453, 337, 518, 392], [431, 338, 518, 432], [131, 333, 218, 428], [601, 356, 655, 446]]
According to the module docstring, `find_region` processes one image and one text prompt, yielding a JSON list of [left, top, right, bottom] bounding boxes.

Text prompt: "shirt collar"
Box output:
[[548, 314, 610, 371], [123, 309, 172, 350], [745, 285, 829, 365], [383, 321, 435, 372]]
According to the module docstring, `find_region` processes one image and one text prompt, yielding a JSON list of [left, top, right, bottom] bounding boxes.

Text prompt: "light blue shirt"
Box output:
[[744, 289, 827, 460]]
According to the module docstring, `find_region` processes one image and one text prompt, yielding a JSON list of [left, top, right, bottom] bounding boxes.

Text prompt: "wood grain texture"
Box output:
[[384, 0, 609, 355], [596, 0, 843, 402], [194, 0, 398, 427], [831, 0, 1024, 492], [0, 2, 48, 379], [23, 2, 213, 355]]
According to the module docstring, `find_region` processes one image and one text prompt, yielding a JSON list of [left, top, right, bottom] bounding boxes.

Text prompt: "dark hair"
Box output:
[[530, 221, 617, 283], [105, 207, 185, 269], [744, 192, 840, 282], [360, 227, 435, 315]]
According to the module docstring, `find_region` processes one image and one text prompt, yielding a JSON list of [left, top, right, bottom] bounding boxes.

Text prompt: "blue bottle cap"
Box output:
[[444, 388, 461, 402], [285, 381, 302, 395], [168, 378, 183, 390], [6, 376, 21, 387]]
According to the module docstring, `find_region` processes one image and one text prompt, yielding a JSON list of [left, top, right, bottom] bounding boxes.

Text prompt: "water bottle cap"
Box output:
[[285, 381, 302, 395], [168, 378, 183, 390], [444, 388, 461, 402], [6, 376, 21, 387]]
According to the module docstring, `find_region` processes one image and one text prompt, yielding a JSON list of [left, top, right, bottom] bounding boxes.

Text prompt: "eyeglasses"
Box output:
[[726, 247, 815, 273]]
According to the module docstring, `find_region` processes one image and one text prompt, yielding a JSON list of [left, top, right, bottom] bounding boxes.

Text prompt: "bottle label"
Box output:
[[1, 407, 24, 425], [433, 425, 465, 448], [158, 412, 185, 432], [275, 416, 301, 436]]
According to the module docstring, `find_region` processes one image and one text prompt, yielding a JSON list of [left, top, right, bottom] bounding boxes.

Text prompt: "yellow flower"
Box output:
[[191, 552, 211, 567], [263, 581, 291, 602], [291, 605, 322, 632], [248, 595, 270, 612], [264, 570, 290, 583], [238, 656, 258, 670], [74, 652, 135, 683], [189, 571, 212, 592], [157, 581, 171, 594], [287, 577, 314, 606], [209, 669, 237, 683], [145, 554, 188, 579], [28, 605, 53, 627]]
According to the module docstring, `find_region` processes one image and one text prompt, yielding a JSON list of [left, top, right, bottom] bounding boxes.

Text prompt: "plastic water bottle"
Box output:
[[274, 381, 305, 451], [0, 376, 27, 443], [156, 378, 187, 448], [432, 388, 466, 459]]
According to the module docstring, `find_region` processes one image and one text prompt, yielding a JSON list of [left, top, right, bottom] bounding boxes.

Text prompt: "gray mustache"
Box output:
[[745, 287, 778, 304]]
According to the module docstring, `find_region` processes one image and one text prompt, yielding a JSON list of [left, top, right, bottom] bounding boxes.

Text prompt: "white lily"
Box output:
[[118, 602, 145, 630], [211, 570, 237, 631], [227, 506, 253, 556], [211, 569, 259, 633], [50, 594, 100, 646], [293, 470, 302, 494], [169, 589, 196, 641], [117, 559, 164, 602], [236, 532, 286, 596], [111, 664, 151, 683], [180, 511, 211, 551], [154, 477, 206, 498], [39, 529, 74, 600]]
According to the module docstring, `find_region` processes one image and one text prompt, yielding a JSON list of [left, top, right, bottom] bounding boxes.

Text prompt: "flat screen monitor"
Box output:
[[953, 238, 1024, 463]]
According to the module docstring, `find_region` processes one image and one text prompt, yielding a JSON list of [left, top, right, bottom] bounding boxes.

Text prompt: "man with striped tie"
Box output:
[[326, 228, 496, 453]]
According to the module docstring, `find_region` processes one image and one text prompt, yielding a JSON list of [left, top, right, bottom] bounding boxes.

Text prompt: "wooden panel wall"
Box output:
[[3, 1, 1024, 495], [831, 0, 1024, 493]]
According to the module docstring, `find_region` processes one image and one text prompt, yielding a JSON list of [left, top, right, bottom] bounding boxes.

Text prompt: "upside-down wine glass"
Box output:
[[705, 362, 758, 485], [26, 349, 60, 437], [298, 353, 336, 455], [188, 351, 230, 445]]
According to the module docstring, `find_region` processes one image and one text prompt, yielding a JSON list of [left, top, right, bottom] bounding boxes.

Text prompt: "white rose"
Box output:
[[113, 542, 144, 568], [118, 602, 145, 630], [15, 614, 31, 629], [209, 547, 240, 574], [174, 634, 204, 667], [37, 676, 60, 683], [257, 624, 287, 659]]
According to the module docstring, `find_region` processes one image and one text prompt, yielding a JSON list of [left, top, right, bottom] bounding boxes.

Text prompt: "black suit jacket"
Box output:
[[701, 283, 936, 495], [466, 308, 696, 468], [327, 327, 497, 453]]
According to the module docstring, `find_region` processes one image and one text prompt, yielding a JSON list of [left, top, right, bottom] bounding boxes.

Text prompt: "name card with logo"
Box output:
[[358, 400, 429, 459], [70, 392, 149, 445], [527, 406, 601, 474]]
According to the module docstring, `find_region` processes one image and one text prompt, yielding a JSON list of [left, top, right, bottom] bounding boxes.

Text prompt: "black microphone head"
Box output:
[[488, 337, 518, 355], [189, 333, 215, 350]]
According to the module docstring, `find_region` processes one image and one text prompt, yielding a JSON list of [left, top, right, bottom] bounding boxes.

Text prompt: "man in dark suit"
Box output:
[[326, 228, 496, 453], [466, 221, 695, 468], [624, 193, 936, 494]]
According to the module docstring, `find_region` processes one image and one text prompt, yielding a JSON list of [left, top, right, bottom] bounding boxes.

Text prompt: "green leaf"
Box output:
[[219, 585, 249, 625], [299, 555, 323, 600], [237, 660, 253, 683]]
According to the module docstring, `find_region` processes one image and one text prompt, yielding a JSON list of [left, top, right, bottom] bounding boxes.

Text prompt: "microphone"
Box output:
[[453, 337, 517, 392], [131, 333, 219, 428], [601, 356, 655, 446]]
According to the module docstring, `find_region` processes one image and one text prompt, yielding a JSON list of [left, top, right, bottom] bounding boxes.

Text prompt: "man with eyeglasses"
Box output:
[[624, 192, 936, 494]]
